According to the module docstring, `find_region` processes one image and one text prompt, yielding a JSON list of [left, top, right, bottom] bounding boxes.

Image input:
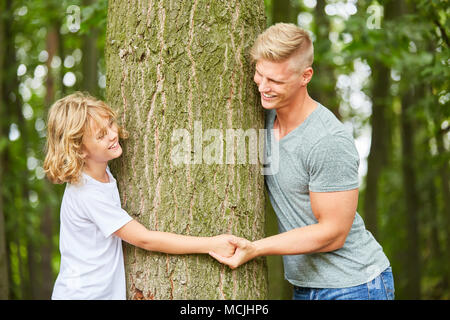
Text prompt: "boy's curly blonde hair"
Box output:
[[43, 92, 128, 185]]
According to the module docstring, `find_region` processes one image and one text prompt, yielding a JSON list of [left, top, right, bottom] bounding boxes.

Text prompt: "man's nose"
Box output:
[[258, 78, 269, 92]]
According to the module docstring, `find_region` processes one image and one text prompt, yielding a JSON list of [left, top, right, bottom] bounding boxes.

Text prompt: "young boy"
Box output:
[[44, 92, 237, 299]]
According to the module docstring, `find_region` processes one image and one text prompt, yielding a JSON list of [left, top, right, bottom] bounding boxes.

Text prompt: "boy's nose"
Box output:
[[108, 127, 118, 139]]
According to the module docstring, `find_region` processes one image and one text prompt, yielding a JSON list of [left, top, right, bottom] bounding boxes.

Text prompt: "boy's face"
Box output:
[[81, 115, 122, 166]]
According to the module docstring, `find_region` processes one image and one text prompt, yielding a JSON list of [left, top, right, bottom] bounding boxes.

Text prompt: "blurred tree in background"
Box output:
[[0, 0, 448, 299]]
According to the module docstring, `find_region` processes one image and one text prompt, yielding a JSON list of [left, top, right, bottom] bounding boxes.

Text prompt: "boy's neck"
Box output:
[[83, 162, 110, 183]]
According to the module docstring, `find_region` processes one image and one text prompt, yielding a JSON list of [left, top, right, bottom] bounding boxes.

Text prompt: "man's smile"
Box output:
[[261, 92, 278, 103]]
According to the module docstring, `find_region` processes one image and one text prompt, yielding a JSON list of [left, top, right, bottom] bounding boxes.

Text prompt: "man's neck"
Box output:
[[274, 92, 317, 139]]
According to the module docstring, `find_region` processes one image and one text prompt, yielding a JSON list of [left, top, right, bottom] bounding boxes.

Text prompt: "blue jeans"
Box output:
[[292, 267, 395, 300]]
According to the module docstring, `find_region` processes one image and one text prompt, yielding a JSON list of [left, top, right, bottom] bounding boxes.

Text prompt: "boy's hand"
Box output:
[[209, 237, 257, 269], [210, 234, 239, 257]]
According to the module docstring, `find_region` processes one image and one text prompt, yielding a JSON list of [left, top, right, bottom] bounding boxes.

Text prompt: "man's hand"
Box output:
[[209, 237, 257, 269]]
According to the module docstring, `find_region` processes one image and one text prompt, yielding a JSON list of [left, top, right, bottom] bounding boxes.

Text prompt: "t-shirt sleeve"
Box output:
[[307, 134, 360, 192], [79, 189, 133, 238]]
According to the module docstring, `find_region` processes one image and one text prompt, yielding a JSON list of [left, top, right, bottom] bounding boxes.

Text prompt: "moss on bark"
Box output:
[[106, 0, 267, 299]]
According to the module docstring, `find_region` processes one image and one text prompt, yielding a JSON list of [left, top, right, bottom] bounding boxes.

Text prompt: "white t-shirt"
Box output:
[[52, 167, 133, 300]]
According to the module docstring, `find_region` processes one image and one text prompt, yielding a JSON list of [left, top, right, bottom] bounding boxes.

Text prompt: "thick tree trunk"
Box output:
[[106, 0, 267, 299]]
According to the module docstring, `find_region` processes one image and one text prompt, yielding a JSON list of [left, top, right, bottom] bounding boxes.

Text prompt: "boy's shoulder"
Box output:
[[66, 178, 105, 200]]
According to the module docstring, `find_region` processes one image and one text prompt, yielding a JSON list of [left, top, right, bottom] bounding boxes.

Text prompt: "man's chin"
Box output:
[[261, 100, 277, 110]]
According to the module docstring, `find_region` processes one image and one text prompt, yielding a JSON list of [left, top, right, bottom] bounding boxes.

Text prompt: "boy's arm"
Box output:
[[114, 219, 237, 256]]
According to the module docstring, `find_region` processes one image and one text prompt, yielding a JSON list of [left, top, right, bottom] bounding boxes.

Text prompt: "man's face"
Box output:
[[253, 57, 305, 110]]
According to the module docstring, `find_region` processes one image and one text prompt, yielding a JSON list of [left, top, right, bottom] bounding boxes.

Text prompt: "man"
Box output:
[[210, 23, 395, 300]]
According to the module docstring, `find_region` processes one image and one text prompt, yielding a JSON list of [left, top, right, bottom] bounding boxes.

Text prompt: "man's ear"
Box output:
[[302, 67, 313, 86]]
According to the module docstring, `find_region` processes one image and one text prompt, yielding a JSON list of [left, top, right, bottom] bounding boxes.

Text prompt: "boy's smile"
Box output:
[[81, 116, 122, 180], [108, 140, 120, 150]]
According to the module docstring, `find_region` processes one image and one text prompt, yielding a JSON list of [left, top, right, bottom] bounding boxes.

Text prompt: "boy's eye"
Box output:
[[97, 129, 107, 139]]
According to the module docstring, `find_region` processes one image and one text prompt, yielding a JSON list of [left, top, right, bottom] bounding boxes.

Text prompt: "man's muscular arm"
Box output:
[[209, 189, 358, 269]]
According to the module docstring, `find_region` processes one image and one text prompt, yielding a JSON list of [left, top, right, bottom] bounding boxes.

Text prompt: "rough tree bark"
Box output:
[[106, 0, 267, 299]]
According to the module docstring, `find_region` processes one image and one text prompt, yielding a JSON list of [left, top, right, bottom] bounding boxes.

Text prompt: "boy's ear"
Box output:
[[80, 145, 88, 159]]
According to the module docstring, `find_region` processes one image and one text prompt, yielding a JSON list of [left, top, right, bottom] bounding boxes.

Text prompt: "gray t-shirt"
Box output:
[[264, 104, 390, 288]]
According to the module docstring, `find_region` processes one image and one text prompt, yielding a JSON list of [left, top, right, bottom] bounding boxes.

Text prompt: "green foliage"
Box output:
[[341, 0, 449, 299], [1, 0, 107, 299]]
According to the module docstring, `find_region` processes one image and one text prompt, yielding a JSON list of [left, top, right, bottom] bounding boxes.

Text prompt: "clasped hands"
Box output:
[[209, 234, 257, 269]]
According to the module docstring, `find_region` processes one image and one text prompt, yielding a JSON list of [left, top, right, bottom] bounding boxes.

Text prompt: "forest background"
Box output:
[[0, 0, 448, 300]]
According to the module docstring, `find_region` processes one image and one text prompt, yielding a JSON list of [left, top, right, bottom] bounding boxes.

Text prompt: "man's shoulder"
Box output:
[[284, 104, 353, 158], [303, 105, 352, 143], [310, 104, 346, 132]]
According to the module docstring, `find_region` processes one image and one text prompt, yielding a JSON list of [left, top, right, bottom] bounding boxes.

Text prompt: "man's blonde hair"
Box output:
[[43, 92, 128, 185], [250, 23, 314, 72]]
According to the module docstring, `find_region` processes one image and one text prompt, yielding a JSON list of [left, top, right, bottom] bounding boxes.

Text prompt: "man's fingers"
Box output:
[[228, 236, 251, 249], [236, 238, 249, 249]]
